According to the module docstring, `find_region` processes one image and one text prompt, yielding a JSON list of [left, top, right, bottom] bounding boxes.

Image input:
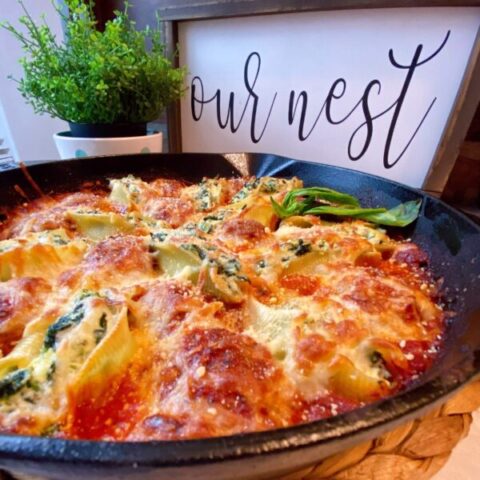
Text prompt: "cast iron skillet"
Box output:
[[0, 153, 479, 480]]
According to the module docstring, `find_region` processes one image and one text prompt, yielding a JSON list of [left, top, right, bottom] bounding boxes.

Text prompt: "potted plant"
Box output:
[[1, 0, 186, 159]]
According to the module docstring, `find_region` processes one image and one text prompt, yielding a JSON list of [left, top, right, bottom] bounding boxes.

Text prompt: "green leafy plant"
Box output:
[[271, 187, 421, 227], [1, 0, 186, 124]]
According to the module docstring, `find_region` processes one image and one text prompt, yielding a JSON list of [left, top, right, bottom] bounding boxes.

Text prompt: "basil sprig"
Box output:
[[271, 187, 421, 227]]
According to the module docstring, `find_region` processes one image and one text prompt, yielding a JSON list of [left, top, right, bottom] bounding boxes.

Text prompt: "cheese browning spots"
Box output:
[[0, 175, 443, 440]]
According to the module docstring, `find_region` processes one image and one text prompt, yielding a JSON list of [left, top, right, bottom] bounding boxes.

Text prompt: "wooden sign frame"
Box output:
[[140, 0, 480, 192]]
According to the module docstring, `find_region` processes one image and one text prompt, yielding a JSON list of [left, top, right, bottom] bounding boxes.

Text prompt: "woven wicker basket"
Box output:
[[2, 379, 480, 480], [278, 379, 480, 480]]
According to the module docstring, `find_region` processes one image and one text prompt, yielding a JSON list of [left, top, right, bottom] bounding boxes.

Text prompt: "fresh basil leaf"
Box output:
[[286, 187, 361, 208], [271, 186, 421, 228], [357, 200, 422, 227], [304, 206, 387, 217], [271, 196, 299, 218], [272, 187, 361, 219]]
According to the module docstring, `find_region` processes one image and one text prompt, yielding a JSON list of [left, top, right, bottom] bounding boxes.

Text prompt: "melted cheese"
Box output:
[[0, 229, 87, 281], [0, 175, 444, 440]]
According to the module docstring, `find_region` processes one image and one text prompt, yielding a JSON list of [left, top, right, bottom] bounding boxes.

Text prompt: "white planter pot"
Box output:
[[53, 130, 163, 159]]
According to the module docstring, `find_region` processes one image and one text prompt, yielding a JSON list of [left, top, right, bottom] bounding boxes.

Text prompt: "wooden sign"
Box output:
[[176, 6, 480, 189]]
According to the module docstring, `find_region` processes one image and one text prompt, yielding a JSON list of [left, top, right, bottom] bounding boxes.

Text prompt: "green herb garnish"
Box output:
[[287, 239, 312, 256], [93, 314, 108, 345], [151, 232, 168, 242], [180, 243, 206, 260], [44, 302, 85, 350], [271, 187, 421, 227], [0, 369, 30, 399]]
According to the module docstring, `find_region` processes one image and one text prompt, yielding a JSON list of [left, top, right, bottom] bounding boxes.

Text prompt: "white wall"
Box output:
[[0, 0, 67, 162]]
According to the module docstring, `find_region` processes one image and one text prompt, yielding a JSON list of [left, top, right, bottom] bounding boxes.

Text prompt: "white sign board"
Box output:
[[179, 7, 480, 188]]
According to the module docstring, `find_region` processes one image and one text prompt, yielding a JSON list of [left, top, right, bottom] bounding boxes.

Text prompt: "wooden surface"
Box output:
[[424, 28, 480, 193], [433, 411, 480, 480], [110, 1, 480, 21], [442, 141, 480, 205], [276, 379, 480, 480]]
